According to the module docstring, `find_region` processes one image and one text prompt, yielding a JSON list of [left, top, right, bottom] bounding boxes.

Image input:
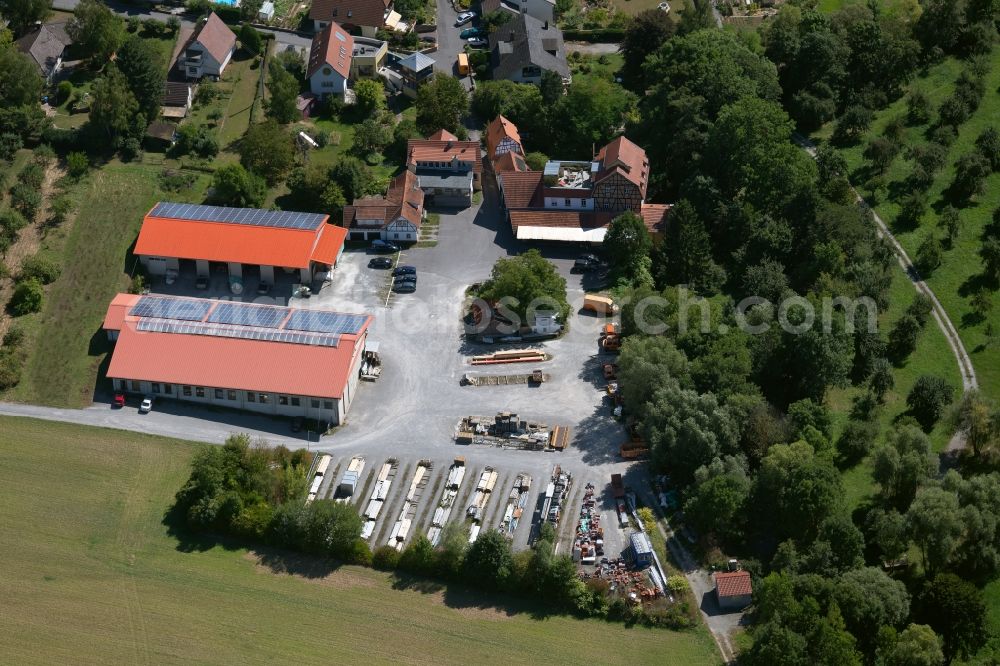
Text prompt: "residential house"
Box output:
[[341, 170, 425, 242], [397, 51, 435, 98], [160, 81, 193, 120], [309, 0, 392, 36], [351, 37, 387, 78], [177, 13, 237, 80], [486, 114, 524, 164], [481, 0, 554, 25], [407, 130, 483, 207], [494, 117, 667, 243], [14, 22, 71, 85], [489, 13, 569, 85], [714, 571, 752, 611], [307, 21, 354, 98]]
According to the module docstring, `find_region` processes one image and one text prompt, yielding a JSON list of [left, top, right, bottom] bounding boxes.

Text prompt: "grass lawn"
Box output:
[[0, 416, 722, 665], [184, 51, 265, 152], [828, 267, 962, 510], [812, 49, 1000, 400], [611, 0, 685, 18]]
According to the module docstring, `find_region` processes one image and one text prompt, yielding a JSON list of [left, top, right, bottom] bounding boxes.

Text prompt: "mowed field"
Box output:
[[0, 416, 721, 665]]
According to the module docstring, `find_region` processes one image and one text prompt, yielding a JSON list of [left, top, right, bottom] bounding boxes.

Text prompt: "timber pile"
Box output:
[[470, 349, 548, 365]]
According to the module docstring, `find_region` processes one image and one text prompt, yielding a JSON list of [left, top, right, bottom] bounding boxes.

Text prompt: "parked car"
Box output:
[[113, 392, 126, 408], [139, 396, 153, 413], [369, 257, 393, 269], [371, 239, 400, 253], [455, 11, 475, 25], [395, 274, 417, 284], [574, 255, 601, 272], [459, 27, 481, 38], [467, 37, 488, 48], [195, 275, 209, 289], [392, 265, 416, 276], [256, 281, 272, 295], [420, 34, 436, 43], [291, 416, 304, 433], [393, 280, 416, 293]]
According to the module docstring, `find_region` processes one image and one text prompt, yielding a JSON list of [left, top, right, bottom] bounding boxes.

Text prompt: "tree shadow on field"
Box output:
[[252, 546, 344, 580], [162, 501, 243, 554], [390, 572, 554, 620]]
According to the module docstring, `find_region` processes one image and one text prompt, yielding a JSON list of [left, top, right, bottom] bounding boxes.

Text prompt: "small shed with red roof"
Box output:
[[714, 570, 753, 610], [134, 202, 346, 286]]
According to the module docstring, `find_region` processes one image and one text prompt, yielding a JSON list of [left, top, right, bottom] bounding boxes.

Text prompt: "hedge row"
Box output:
[[562, 28, 626, 43]]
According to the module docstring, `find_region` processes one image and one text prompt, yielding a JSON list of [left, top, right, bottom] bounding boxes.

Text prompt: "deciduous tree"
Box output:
[[239, 119, 294, 183], [415, 75, 468, 134], [68, 0, 126, 63]]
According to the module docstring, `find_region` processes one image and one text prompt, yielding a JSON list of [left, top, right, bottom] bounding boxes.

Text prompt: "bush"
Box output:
[[33, 144, 55, 164], [906, 90, 931, 125], [0, 132, 23, 160], [18, 162, 45, 189], [19, 255, 60, 284], [9, 278, 44, 316], [57, 81, 73, 105], [907, 375, 954, 429], [159, 169, 197, 192], [49, 196, 73, 224], [10, 183, 42, 219], [173, 124, 219, 158], [836, 420, 878, 465], [372, 545, 401, 570], [66, 151, 89, 178], [3, 326, 25, 347]]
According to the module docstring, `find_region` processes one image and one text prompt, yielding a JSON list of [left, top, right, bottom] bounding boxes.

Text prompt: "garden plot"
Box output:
[[360, 458, 399, 540], [385, 460, 434, 551]]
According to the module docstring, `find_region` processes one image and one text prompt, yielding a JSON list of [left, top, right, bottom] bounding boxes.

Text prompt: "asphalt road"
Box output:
[[51, 0, 313, 51]]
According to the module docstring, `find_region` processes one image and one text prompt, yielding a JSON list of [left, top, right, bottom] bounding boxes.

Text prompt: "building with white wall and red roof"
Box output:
[[307, 21, 354, 98], [102, 294, 372, 426]]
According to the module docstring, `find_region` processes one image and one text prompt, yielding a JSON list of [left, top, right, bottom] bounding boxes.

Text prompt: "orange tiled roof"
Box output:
[[640, 203, 672, 234], [428, 128, 458, 141], [499, 171, 542, 208], [307, 21, 354, 80], [714, 571, 752, 598], [407, 137, 482, 173], [595, 135, 649, 199], [486, 115, 522, 159], [508, 209, 614, 230], [343, 171, 424, 228], [134, 208, 344, 269], [494, 150, 527, 173], [102, 293, 141, 331]]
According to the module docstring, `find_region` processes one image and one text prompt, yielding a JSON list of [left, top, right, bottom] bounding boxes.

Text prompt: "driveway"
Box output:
[[431, 0, 475, 89]]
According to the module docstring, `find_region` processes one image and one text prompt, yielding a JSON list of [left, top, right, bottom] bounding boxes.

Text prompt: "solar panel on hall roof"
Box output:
[[149, 202, 326, 231], [130, 295, 212, 321], [284, 310, 368, 335], [207, 301, 289, 329], [137, 318, 341, 347]]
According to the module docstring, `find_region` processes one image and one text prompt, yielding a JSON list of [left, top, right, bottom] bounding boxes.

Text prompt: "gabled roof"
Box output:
[[498, 171, 543, 208], [398, 51, 435, 73], [494, 151, 528, 172], [189, 13, 236, 65], [428, 128, 458, 141], [407, 137, 483, 173], [307, 21, 354, 79], [134, 204, 345, 269], [309, 0, 390, 28], [343, 171, 424, 229], [489, 13, 569, 81], [714, 571, 752, 598], [14, 23, 70, 76], [595, 135, 649, 199], [640, 203, 671, 234], [486, 115, 523, 159], [509, 209, 613, 231], [104, 295, 372, 399]]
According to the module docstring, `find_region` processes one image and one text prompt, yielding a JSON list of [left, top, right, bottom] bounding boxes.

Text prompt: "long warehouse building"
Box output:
[[134, 202, 348, 285], [103, 293, 372, 425]]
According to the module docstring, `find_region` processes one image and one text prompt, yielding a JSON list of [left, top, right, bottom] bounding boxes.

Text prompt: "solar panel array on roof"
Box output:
[[149, 202, 326, 231], [130, 295, 213, 321], [137, 318, 341, 347], [285, 310, 368, 335], [207, 301, 289, 329]]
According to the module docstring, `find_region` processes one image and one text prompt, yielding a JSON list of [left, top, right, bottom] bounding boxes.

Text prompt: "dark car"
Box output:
[[369, 257, 393, 269], [393, 281, 416, 293], [371, 239, 400, 253], [291, 416, 304, 433], [395, 274, 417, 284], [195, 275, 209, 289], [392, 265, 416, 276]]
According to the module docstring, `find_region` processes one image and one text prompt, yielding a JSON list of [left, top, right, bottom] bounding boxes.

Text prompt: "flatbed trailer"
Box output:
[[462, 371, 549, 386]]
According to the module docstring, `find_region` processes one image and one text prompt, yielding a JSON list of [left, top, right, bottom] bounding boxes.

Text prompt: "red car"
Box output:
[[113, 393, 126, 408]]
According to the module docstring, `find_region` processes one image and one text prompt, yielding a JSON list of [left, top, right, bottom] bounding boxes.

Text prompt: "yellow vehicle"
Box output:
[[457, 52, 470, 76]]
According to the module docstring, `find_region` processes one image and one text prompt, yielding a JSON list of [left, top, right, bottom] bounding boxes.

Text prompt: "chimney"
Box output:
[[446, 140, 453, 150]]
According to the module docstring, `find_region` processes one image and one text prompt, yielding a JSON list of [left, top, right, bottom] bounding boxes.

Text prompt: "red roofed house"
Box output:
[[307, 21, 354, 98], [178, 13, 236, 80], [491, 116, 666, 243], [407, 130, 483, 207], [714, 571, 753, 611], [103, 294, 372, 425], [341, 170, 425, 242], [310, 0, 392, 36], [486, 114, 523, 164], [134, 202, 347, 289]]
